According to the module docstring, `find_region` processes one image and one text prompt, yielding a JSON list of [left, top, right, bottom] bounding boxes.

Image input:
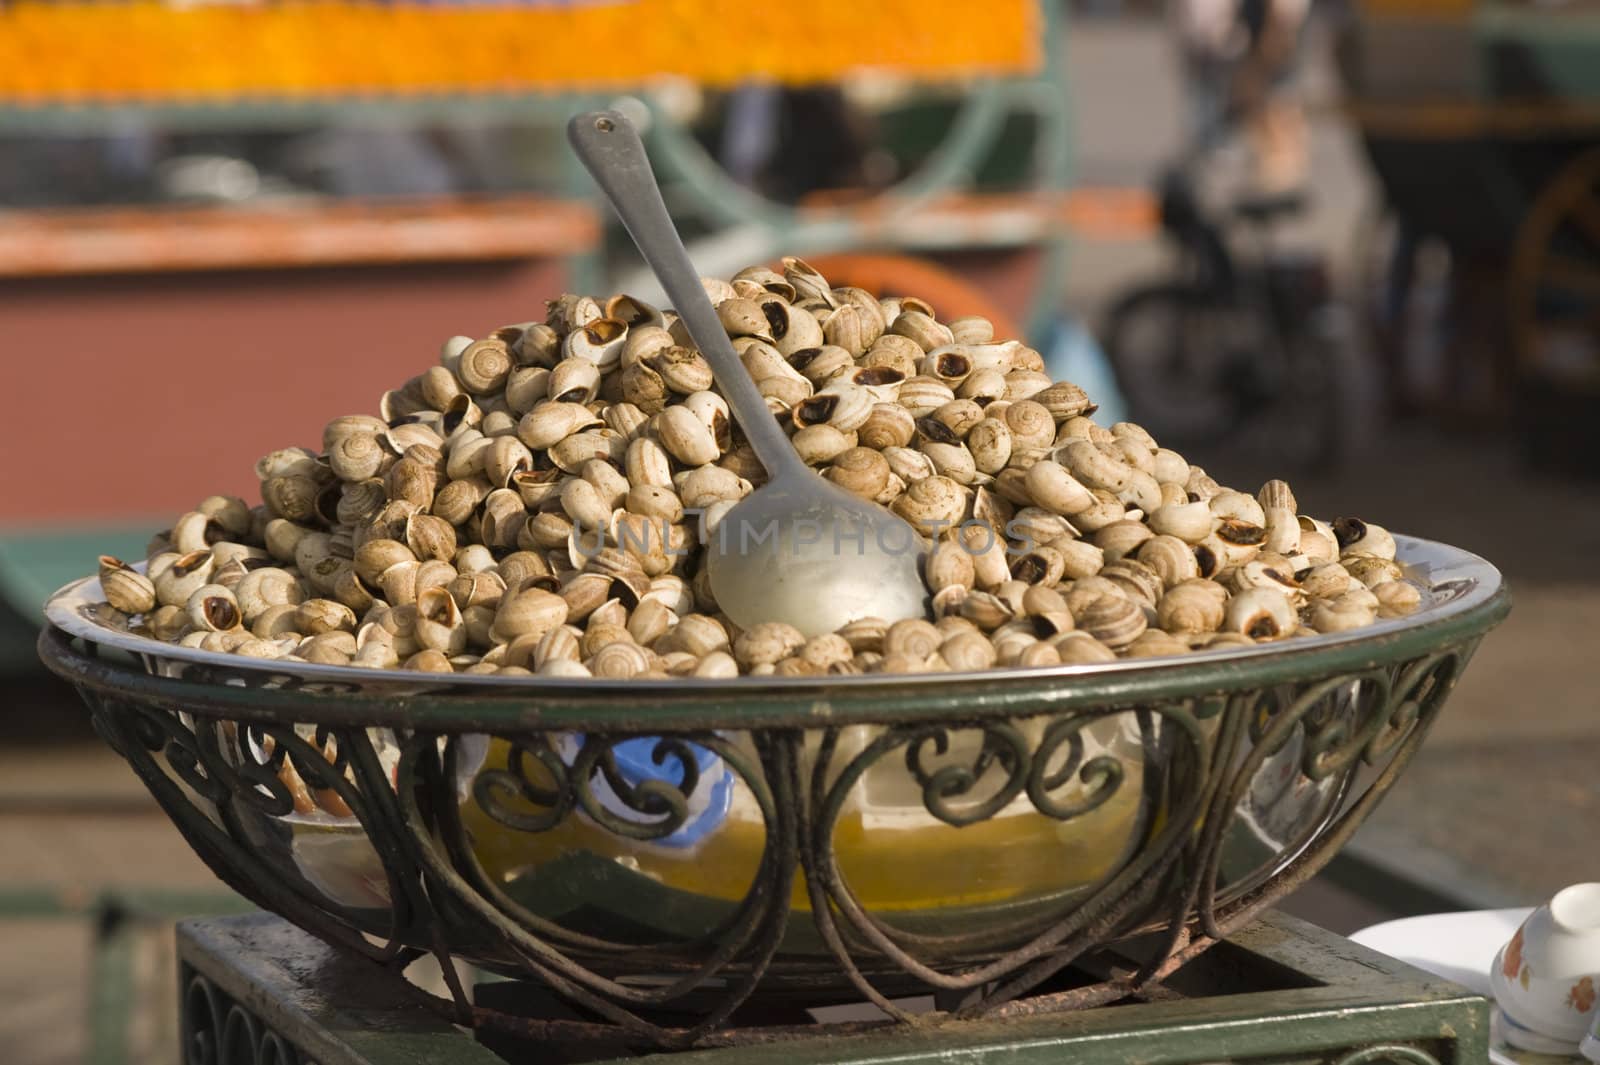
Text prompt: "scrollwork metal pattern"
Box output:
[[181, 967, 313, 1065], [49, 627, 1487, 1051]]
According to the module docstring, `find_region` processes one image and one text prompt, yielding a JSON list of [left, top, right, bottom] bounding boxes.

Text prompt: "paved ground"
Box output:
[[3, 15, 1597, 1065]]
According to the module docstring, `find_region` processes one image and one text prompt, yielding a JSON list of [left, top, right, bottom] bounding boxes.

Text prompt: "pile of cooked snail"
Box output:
[[94, 258, 1420, 679]]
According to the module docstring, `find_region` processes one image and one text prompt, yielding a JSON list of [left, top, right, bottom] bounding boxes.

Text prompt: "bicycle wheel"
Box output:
[[1100, 282, 1263, 447]]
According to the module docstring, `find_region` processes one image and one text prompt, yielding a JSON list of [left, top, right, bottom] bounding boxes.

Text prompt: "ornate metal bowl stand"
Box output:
[[177, 909, 1491, 1065], [40, 537, 1509, 1054]]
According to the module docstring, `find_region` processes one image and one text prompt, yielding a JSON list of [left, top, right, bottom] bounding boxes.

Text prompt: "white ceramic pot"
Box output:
[[1491, 883, 1600, 1051]]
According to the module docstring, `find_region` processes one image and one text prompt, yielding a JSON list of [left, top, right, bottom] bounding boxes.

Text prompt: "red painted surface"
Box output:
[[2, 260, 567, 524]]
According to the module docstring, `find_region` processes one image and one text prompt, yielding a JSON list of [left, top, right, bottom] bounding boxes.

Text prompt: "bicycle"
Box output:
[[1100, 157, 1355, 473]]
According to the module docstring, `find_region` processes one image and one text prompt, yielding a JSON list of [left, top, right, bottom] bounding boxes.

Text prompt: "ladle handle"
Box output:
[[567, 110, 806, 482]]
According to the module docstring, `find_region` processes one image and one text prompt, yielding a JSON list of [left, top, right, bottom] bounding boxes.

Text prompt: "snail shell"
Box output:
[[1151, 448, 1191, 486], [883, 618, 943, 659], [1003, 400, 1056, 450], [1009, 507, 1075, 550], [960, 522, 1012, 590], [1093, 519, 1154, 562], [1307, 590, 1379, 632], [1024, 460, 1095, 517], [547, 356, 602, 405], [99, 557, 156, 615], [656, 406, 721, 466], [411, 587, 465, 654], [967, 418, 1013, 476], [1010, 546, 1066, 587], [825, 447, 891, 500], [788, 344, 855, 385], [1004, 369, 1053, 401], [457, 338, 513, 395], [186, 584, 242, 632], [234, 567, 305, 625], [153, 549, 216, 607], [620, 361, 671, 414], [794, 385, 874, 432], [1258, 479, 1298, 513], [678, 466, 751, 509], [549, 429, 623, 474], [925, 538, 976, 592], [940, 630, 996, 671], [480, 436, 532, 489], [959, 591, 1014, 632], [1075, 595, 1147, 649], [1297, 515, 1338, 563], [607, 294, 667, 332], [1124, 630, 1190, 659], [927, 398, 985, 440], [514, 322, 561, 367], [821, 305, 868, 356], [647, 346, 715, 395], [1032, 382, 1093, 421], [503, 366, 552, 416], [1052, 630, 1118, 664], [890, 475, 966, 537], [857, 403, 916, 451], [655, 614, 730, 658], [1057, 439, 1133, 494], [1344, 554, 1405, 589], [882, 445, 936, 484], [775, 256, 830, 306], [602, 401, 650, 444], [1055, 538, 1105, 580], [1262, 507, 1300, 555], [1300, 562, 1352, 600], [1152, 498, 1209, 543], [517, 402, 603, 451], [1224, 588, 1296, 640], [891, 310, 954, 352], [620, 325, 676, 371], [1374, 579, 1423, 617], [1332, 517, 1397, 561], [734, 621, 806, 668], [956, 367, 1008, 406], [588, 640, 652, 680], [1156, 579, 1226, 634], [897, 376, 957, 417], [492, 587, 569, 644], [1136, 535, 1201, 587], [860, 334, 922, 379], [764, 298, 825, 356], [921, 441, 977, 485], [1229, 558, 1303, 601], [563, 317, 628, 372], [1100, 558, 1165, 608], [328, 432, 387, 483]]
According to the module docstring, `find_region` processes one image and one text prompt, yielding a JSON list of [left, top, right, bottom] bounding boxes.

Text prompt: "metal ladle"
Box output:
[[568, 110, 928, 637]]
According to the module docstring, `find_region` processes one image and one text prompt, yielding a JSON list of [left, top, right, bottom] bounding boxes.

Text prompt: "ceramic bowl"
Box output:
[[1492, 883, 1600, 1050]]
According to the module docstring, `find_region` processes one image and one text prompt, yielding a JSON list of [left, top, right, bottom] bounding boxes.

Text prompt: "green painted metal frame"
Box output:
[[176, 909, 1491, 1065]]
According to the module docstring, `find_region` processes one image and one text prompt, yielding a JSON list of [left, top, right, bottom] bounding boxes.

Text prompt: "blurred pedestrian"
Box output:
[[1171, 0, 1310, 194]]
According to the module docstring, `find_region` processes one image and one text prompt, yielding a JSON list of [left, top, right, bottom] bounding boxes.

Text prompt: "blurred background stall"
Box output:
[[1, 1, 1597, 1063]]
